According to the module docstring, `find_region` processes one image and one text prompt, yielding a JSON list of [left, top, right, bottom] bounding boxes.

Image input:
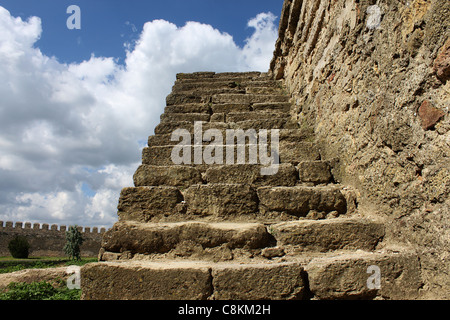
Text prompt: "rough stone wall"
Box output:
[[270, 0, 449, 299], [0, 221, 105, 257]]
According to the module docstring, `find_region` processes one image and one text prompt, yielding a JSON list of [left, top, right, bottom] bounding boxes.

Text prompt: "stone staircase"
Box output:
[[81, 72, 422, 300]]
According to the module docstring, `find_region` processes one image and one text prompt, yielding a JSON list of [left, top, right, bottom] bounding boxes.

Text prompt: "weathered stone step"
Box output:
[[142, 144, 271, 167], [172, 80, 284, 94], [118, 183, 353, 223], [154, 121, 229, 135], [133, 165, 203, 188], [148, 129, 314, 147], [210, 103, 251, 113], [270, 218, 385, 252], [204, 164, 298, 187], [304, 251, 422, 300], [226, 111, 289, 123], [100, 221, 272, 258], [212, 94, 290, 104], [176, 71, 266, 80], [81, 250, 421, 300], [252, 102, 292, 112], [160, 113, 211, 123], [166, 92, 290, 107], [81, 260, 307, 300], [159, 111, 290, 124], [185, 184, 259, 218], [164, 103, 212, 114], [258, 185, 348, 218], [117, 186, 184, 223], [142, 141, 320, 166]]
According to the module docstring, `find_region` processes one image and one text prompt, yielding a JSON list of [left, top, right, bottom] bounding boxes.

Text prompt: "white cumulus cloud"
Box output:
[[0, 6, 278, 228]]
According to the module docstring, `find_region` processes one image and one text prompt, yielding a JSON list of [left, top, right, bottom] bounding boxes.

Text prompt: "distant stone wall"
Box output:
[[0, 221, 106, 258]]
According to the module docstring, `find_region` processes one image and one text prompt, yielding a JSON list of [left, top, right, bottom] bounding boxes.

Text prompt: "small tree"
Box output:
[[64, 225, 84, 261], [8, 235, 30, 259]]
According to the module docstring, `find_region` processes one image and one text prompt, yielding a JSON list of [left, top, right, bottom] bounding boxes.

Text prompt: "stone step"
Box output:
[[99, 221, 272, 258], [81, 250, 421, 300], [211, 103, 251, 113], [172, 85, 285, 96], [184, 184, 259, 218], [204, 164, 298, 187], [99, 219, 384, 261], [133, 165, 203, 188], [160, 113, 211, 123], [172, 78, 283, 92], [159, 110, 290, 124], [297, 160, 333, 184], [166, 92, 290, 106], [154, 121, 229, 135], [81, 260, 307, 300], [226, 111, 289, 123], [117, 186, 184, 223], [252, 102, 292, 112], [133, 161, 332, 188], [270, 218, 385, 252], [257, 185, 348, 218], [117, 183, 353, 223], [304, 250, 422, 300], [212, 93, 290, 104], [155, 119, 299, 135], [176, 71, 266, 80], [148, 129, 314, 147], [142, 141, 320, 166], [164, 103, 212, 114]]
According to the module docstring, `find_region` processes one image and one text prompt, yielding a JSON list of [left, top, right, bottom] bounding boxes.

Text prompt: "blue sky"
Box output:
[[0, 0, 283, 228], [1, 0, 283, 64]]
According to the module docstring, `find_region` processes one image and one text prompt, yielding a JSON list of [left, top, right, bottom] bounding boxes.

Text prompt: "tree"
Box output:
[[64, 226, 84, 261]]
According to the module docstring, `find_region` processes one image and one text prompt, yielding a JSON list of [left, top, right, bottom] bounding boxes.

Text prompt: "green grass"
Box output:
[[0, 256, 97, 274], [0, 280, 81, 300], [0, 256, 97, 300]]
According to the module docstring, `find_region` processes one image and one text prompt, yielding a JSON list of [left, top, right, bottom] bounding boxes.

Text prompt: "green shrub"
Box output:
[[8, 236, 30, 259], [0, 281, 81, 300]]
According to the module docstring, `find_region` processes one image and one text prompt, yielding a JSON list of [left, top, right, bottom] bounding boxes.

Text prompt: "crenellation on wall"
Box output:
[[0, 221, 108, 257]]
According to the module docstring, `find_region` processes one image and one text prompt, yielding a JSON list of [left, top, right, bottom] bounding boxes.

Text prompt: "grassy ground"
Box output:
[[0, 256, 97, 274], [0, 256, 97, 300]]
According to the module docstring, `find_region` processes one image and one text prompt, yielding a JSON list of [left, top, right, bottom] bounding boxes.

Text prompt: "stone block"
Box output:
[[257, 185, 347, 217], [117, 187, 183, 222], [164, 103, 211, 114], [133, 165, 203, 188], [81, 261, 212, 300], [204, 163, 298, 186], [226, 111, 288, 123], [185, 184, 258, 217], [212, 94, 290, 104], [305, 252, 423, 300], [252, 102, 292, 112], [211, 103, 251, 113], [160, 113, 211, 123], [297, 161, 332, 184], [212, 262, 306, 300], [270, 218, 385, 252], [279, 141, 320, 164]]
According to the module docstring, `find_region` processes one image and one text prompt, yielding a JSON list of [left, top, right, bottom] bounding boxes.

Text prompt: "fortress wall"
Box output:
[[270, 0, 449, 299], [0, 221, 106, 257]]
